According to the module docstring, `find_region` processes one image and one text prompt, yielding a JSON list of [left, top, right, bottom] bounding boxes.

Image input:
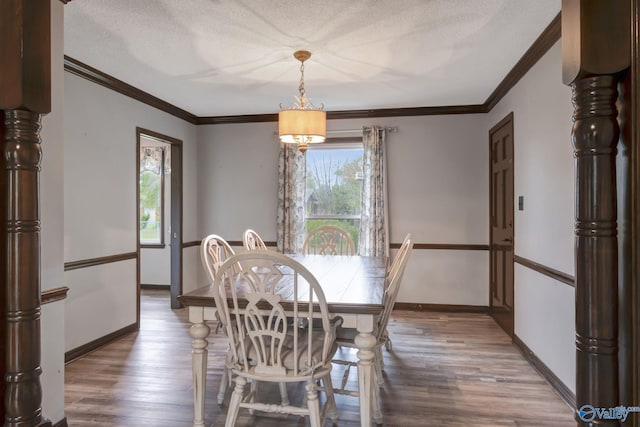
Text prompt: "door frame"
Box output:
[[488, 112, 515, 337], [136, 127, 184, 320]]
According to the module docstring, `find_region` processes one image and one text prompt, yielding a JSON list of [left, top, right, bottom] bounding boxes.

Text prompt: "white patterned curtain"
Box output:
[[276, 143, 307, 253], [358, 125, 389, 257]]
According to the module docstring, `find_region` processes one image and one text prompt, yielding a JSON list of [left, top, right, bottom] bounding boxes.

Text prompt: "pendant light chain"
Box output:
[[298, 60, 306, 108]]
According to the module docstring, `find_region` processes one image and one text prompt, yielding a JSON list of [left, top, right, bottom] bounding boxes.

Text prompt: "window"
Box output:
[[139, 146, 165, 245], [305, 142, 364, 247]]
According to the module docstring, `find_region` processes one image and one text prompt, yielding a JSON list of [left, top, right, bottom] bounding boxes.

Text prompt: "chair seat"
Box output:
[[230, 331, 338, 376], [215, 251, 340, 426]]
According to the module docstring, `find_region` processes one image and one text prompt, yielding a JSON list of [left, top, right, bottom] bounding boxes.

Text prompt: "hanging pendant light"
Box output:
[[278, 50, 326, 153]]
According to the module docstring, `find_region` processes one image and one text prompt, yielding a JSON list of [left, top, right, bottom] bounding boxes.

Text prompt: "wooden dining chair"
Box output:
[[302, 225, 355, 255], [214, 251, 339, 427], [201, 234, 289, 406], [200, 234, 241, 404], [331, 233, 413, 422], [243, 228, 267, 251], [376, 233, 414, 355], [243, 228, 292, 405]]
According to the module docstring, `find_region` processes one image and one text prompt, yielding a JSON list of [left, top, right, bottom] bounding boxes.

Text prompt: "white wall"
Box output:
[[198, 114, 490, 306], [485, 41, 576, 393], [63, 71, 199, 351], [39, 1, 66, 423], [197, 122, 280, 242]]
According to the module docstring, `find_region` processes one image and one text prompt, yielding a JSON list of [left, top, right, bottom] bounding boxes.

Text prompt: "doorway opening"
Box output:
[[136, 128, 183, 317]]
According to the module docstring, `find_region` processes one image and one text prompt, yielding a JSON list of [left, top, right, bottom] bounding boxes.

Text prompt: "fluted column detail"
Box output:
[[572, 75, 620, 425]]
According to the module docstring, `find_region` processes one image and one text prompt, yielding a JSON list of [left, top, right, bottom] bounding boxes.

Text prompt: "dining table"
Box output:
[[177, 254, 387, 427]]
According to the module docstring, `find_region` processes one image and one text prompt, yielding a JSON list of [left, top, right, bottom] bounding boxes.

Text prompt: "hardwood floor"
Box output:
[[64, 289, 574, 426]]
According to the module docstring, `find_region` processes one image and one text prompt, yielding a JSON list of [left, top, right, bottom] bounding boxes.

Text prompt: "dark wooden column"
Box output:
[[0, 115, 5, 424], [0, 1, 52, 426], [631, 2, 640, 427], [562, 1, 631, 425]]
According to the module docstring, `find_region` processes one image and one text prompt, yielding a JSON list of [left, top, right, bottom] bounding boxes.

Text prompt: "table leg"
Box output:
[[189, 320, 210, 427], [355, 314, 376, 427]]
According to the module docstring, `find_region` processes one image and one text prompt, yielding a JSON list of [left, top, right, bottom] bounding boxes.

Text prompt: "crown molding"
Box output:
[[197, 104, 487, 124], [198, 113, 278, 125], [327, 105, 487, 120], [63, 12, 561, 125], [484, 12, 561, 111], [63, 56, 199, 124]]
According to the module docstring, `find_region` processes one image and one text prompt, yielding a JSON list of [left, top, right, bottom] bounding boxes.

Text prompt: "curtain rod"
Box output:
[[328, 126, 398, 134], [272, 126, 398, 137]]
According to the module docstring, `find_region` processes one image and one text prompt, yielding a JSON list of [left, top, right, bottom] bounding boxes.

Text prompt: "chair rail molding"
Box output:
[[64, 252, 137, 271], [513, 255, 574, 287], [41, 287, 70, 305]]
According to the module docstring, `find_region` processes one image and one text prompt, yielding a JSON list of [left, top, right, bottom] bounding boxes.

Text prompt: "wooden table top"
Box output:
[[178, 254, 388, 315]]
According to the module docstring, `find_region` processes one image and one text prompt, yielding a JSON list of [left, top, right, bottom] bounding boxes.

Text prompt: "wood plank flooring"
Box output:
[[64, 289, 575, 426]]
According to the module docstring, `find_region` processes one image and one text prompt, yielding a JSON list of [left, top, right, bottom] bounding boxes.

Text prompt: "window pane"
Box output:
[[305, 145, 363, 248], [140, 170, 162, 244]]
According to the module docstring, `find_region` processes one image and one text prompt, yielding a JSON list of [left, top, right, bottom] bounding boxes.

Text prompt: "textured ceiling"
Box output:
[[64, 0, 561, 117]]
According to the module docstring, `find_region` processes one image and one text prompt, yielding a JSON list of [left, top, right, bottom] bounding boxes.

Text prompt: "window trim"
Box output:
[[140, 243, 166, 249], [306, 137, 363, 151]]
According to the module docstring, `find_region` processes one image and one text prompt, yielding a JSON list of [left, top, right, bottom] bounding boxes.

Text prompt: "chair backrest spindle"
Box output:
[[215, 251, 335, 378], [243, 228, 267, 251], [200, 234, 240, 310], [302, 225, 355, 255]]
